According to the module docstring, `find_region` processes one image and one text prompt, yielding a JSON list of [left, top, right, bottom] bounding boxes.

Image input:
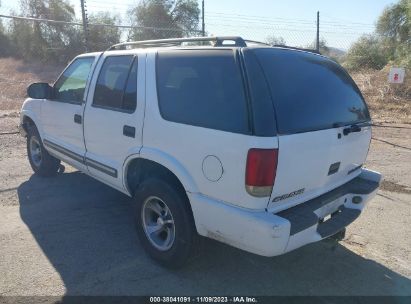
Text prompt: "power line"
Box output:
[[205, 13, 375, 31], [321, 13, 376, 26], [205, 17, 374, 32], [207, 11, 375, 26], [205, 15, 375, 31], [0, 14, 202, 32], [0, 14, 83, 26], [206, 22, 316, 33], [87, 0, 138, 5], [206, 11, 315, 22]]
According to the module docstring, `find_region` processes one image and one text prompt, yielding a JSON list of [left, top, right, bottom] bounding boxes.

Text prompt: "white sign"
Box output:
[[388, 67, 405, 84]]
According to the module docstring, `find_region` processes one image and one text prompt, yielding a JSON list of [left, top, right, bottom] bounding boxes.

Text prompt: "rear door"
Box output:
[[250, 48, 372, 212], [83, 53, 145, 192]]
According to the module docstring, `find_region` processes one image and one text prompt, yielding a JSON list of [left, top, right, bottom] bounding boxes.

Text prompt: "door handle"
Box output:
[[74, 114, 82, 124], [123, 125, 135, 138]]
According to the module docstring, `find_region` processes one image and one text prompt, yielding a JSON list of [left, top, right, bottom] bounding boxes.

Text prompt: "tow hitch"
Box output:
[[327, 228, 346, 242]]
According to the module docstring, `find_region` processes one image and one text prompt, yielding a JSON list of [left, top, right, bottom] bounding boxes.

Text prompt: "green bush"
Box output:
[[344, 35, 389, 70], [345, 0, 410, 70], [0, 21, 12, 57]]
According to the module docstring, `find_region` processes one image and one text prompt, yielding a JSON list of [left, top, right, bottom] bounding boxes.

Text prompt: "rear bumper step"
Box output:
[[277, 174, 379, 236], [317, 206, 359, 238], [189, 169, 382, 257]]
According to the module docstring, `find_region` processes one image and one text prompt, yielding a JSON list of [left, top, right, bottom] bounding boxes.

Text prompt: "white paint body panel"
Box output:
[[20, 99, 43, 137], [268, 126, 372, 212], [191, 169, 381, 256], [83, 51, 146, 190], [143, 52, 278, 210], [40, 100, 87, 170], [39, 54, 100, 171], [20, 47, 382, 258]]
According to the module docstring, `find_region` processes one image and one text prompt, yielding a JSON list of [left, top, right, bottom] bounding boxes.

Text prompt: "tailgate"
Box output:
[[268, 125, 371, 212], [249, 47, 372, 212]]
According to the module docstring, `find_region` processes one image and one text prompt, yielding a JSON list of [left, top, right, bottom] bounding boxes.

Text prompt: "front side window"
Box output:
[[93, 55, 137, 112], [157, 50, 249, 134], [54, 57, 94, 103]]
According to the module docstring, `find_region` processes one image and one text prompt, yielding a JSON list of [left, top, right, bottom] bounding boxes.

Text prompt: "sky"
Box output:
[[1, 0, 397, 50]]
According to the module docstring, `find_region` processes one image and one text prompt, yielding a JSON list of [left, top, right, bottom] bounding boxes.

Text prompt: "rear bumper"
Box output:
[[189, 168, 382, 257]]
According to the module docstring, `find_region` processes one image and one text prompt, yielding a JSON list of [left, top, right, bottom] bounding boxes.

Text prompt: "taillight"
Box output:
[[245, 148, 278, 197]]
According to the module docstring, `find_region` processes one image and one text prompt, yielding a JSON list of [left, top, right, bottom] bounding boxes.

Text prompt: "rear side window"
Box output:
[[93, 55, 137, 112], [157, 50, 249, 134], [253, 49, 370, 134]]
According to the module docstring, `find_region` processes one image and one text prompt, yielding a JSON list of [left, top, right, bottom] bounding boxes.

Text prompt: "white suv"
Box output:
[[20, 37, 382, 268]]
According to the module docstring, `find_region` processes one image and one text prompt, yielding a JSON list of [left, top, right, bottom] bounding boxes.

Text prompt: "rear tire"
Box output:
[[26, 125, 60, 177], [133, 178, 197, 268]]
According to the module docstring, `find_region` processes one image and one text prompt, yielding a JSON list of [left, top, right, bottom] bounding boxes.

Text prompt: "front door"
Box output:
[[41, 56, 96, 170]]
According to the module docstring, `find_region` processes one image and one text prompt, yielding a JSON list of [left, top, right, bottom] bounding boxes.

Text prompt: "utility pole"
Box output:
[[316, 11, 320, 53], [202, 0, 205, 36], [80, 0, 88, 52]]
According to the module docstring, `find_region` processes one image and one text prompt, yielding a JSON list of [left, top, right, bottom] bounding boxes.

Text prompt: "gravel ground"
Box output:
[[0, 116, 410, 296]]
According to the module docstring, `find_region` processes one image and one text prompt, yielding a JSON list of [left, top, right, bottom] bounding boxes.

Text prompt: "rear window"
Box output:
[[156, 50, 249, 134], [253, 48, 370, 134]]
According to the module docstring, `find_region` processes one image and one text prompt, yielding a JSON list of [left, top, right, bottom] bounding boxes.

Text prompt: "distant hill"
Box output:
[[327, 47, 346, 59], [318, 46, 347, 62]]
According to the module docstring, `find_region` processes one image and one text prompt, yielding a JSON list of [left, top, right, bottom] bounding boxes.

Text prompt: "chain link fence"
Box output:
[[0, 7, 372, 61], [0, 5, 409, 123], [0, 6, 406, 72]]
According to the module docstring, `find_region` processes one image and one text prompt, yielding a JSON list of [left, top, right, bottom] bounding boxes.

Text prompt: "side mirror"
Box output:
[[27, 83, 53, 99]]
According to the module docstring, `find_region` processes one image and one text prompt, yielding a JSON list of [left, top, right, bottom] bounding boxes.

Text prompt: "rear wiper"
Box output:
[[343, 124, 362, 136]]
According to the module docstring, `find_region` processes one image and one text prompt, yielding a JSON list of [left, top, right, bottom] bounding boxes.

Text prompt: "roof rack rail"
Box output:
[[244, 39, 271, 46], [108, 36, 250, 50], [271, 44, 320, 54], [107, 37, 319, 54]]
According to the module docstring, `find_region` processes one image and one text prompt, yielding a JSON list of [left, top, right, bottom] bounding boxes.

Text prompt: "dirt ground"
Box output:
[[0, 57, 410, 296], [351, 68, 411, 124], [0, 114, 410, 296], [0, 56, 410, 124]]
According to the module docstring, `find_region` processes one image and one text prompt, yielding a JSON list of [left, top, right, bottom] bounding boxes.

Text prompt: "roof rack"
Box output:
[[271, 44, 320, 54], [107, 36, 319, 55], [244, 39, 271, 46], [108, 36, 251, 50]]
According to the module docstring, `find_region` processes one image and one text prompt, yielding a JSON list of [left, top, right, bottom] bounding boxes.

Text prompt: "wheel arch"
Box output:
[[123, 148, 198, 197], [20, 110, 44, 139]]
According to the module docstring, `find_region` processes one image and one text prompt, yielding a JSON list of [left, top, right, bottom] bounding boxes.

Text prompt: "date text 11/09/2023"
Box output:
[[149, 296, 258, 303]]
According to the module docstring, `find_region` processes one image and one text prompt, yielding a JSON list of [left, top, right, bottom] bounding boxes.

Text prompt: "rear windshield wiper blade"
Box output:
[[343, 124, 362, 136]]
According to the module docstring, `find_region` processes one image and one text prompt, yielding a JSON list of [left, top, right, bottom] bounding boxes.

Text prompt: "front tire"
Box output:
[[133, 178, 197, 268], [27, 125, 60, 177]]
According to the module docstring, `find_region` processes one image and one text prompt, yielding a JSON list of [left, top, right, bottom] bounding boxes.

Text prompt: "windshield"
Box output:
[[252, 48, 370, 134]]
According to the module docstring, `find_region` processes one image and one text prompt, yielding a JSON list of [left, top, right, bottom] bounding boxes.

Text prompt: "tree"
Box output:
[[308, 38, 330, 54], [0, 20, 12, 57], [344, 34, 389, 70], [376, 0, 410, 67], [128, 0, 200, 40], [376, 0, 410, 44], [9, 0, 78, 62], [265, 35, 286, 46], [344, 0, 410, 70], [87, 12, 121, 51]]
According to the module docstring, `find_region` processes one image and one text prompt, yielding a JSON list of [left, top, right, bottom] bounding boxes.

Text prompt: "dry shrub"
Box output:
[[351, 67, 411, 124], [0, 57, 410, 124]]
